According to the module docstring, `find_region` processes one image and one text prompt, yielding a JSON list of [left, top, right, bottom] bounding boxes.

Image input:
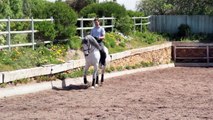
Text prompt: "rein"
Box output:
[[83, 40, 95, 56]]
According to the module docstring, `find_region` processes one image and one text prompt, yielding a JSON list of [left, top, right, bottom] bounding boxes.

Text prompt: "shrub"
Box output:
[[12, 34, 28, 44], [177, 24, 191, 37], [0, 35, 6, 45], [80, 2, 126, 18], [127, 10, 144, 17], [68, 36, 81, 50], [46, 2, 77, 40], [105, 33, 116, 48], [115, 15, 134, 35], [35, 21, 56, 41]]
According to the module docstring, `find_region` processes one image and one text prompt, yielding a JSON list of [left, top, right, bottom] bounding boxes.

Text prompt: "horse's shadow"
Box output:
[[51, 79, 89, 91]]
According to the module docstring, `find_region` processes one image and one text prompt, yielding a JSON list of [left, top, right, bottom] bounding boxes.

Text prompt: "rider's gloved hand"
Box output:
[[94, 37, 102, 43], [94, 37, 99, 40]]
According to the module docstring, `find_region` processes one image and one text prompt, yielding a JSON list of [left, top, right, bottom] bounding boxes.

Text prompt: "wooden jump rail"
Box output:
[[173, 42, 213, 67]]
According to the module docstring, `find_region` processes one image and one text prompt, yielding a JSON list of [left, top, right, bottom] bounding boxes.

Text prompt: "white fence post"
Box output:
[[0, 17, 54, 50], [31, 17, 35, 50], [141, 18, 143, 32], [81, 17, 84, 38], [133, 17, 136, 31], [7, 16, 11, 51], [111, 16, 114, 32], [102, 16, 105, 27], [132, 16, 150, 32], [51, 16, 54, 23]]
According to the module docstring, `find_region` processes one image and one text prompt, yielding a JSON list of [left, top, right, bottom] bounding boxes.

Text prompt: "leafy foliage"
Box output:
[[115, 15, 134, 35], [23, 0, 49, 18], [68, 36, 81, 50], [79, 2, 127, 18], [66, 0, 96, 13], [127, 10, 145, 17], [137, 0, 213, 15], [177, 24, 191, 37], [46, 2, 77, 40], [0, 0, 23, 18], [35, 21, 56, 41], [0, 45, 67, 71]]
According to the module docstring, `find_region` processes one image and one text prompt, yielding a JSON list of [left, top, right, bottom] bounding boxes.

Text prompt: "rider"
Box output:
[[90, 17, 106, 65]]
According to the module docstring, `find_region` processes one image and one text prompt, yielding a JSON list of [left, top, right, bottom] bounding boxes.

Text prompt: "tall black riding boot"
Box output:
[[100, 50, 106, 66]]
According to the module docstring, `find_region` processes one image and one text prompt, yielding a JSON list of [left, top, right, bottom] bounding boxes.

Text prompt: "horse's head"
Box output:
[[81, 38, 91, 56]]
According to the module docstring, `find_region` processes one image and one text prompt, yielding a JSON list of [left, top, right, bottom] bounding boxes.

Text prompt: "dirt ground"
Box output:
[[0, 67, 213, 120]]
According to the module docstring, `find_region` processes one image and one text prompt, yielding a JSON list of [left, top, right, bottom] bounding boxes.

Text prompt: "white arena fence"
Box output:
[[0, 16, 151, 50]]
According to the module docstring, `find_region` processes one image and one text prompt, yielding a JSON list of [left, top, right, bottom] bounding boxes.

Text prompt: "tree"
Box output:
[[136, 0, 213, 15], [46, 1, 77, 39], [80, 2, 126, 18], [66, 0, 95, 13], [0, 0, 23, 18], [22, 0, 32, 17], [137, 0, 173, 15]]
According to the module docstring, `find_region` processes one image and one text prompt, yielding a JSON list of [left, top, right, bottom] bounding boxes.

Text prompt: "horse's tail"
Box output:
[[104, 46, 111, 63]]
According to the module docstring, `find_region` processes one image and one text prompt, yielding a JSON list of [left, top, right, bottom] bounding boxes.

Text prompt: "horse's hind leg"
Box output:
[[101, 65, 105, 83], [96, 73, 99, 85]]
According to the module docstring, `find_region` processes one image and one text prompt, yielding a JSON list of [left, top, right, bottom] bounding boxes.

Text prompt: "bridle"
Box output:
[[82, 39, 95, 56]]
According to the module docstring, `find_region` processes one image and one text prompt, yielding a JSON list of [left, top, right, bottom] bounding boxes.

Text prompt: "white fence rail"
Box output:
[[0, 16, 151, 50], [77, 17, 115, 38], [77, 16, 151, 38], [132, 16, 151, 32], [0, 17, 54, 50]]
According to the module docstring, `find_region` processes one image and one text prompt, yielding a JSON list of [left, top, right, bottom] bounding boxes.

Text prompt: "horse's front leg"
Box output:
[[83, 64, 89, 84], [92, 64, 99, 87]]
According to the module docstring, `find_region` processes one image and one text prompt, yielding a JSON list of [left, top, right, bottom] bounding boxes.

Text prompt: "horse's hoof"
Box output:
[[90, 86, 95, 89], [95, 84, 99, 87]]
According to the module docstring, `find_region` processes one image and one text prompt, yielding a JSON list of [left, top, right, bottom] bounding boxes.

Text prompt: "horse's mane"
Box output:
[[83, 35, 101, 50]]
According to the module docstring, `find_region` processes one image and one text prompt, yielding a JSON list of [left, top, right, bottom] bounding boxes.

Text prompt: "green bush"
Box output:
[[35, 21, 56, 41], [127, 10, 144, 17], [0, 35, 6, 45], [0, 44, 67, 71], [133, 31, 164, 44], [115, 15, 134, 35], [177, 24, 191, 37], [46, 2, 77, 40], [80, 2, 126, 18], [68, 36, 81, 50], [12, 34, 29, 44], [105, 33, 116, 48]]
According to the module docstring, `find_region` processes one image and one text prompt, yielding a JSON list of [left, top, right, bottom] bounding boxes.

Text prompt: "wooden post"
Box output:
[[173, 45, 176, 63], [207, 45, 209, 65], [7, 16, 11, 51], [31, 17, 35, 50]]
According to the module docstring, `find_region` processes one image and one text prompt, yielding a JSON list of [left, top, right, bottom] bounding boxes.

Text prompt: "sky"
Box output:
[[116, 0, 139, 11], [47, 0, 139, 11]]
